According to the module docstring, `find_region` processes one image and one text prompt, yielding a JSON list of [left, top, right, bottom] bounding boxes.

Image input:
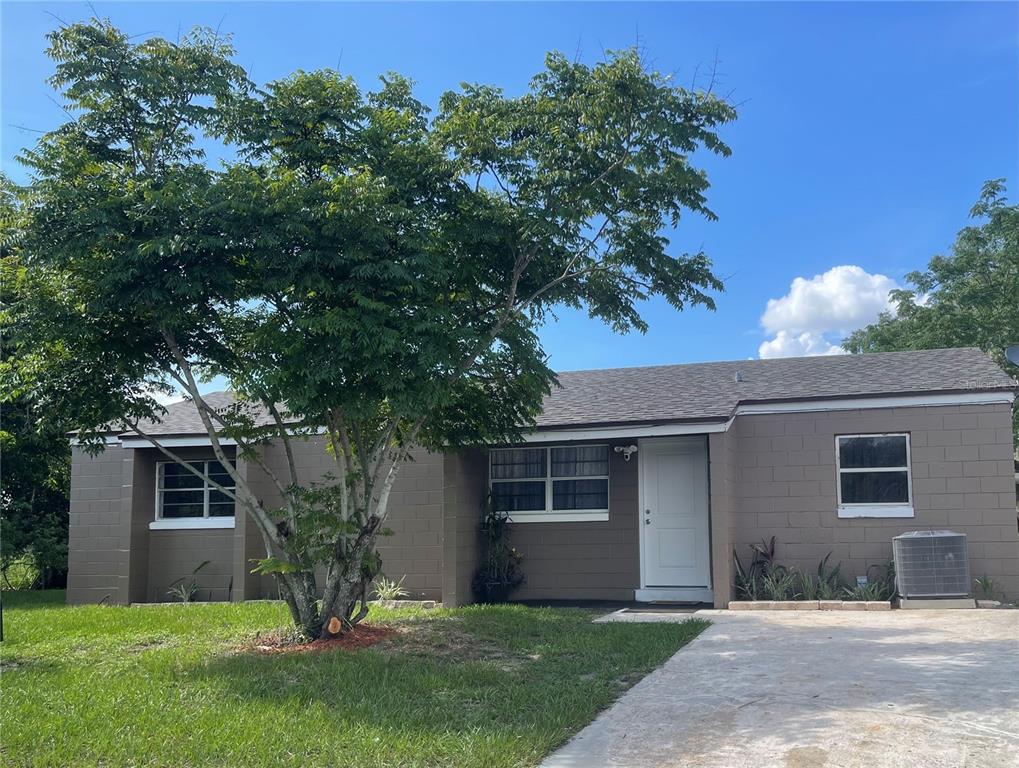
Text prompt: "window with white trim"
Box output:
[[835, 434, 913, 518], [156, 460, 236, 520], [489, 445, 610, 522]]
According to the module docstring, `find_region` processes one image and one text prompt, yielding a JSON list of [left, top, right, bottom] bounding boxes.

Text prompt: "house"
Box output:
[[66, 347, 1019, 606]]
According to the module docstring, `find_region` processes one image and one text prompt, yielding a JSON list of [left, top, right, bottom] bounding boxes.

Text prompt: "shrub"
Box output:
[[843, 561, 896, 601], [372, 575, 409, 601], [167, 561, 210, 603], [735, 544, 851, 602], [761, 566, 798, 600], [799, 552, 844, 600], [974, 575, 1001, 601], [733, 536, 777, 600], [471, 499, 524, 603]]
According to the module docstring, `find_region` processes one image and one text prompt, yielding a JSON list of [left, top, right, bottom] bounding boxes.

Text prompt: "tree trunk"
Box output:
[[274, 542, 382, 641], [320, 572, 371, 638], [264, 440, 403, 640], [318, 537, 379, 638], [277, 571, 321, 639]]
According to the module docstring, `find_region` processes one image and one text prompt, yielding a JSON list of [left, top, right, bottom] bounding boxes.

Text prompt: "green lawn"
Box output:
[[1, 591, 707, 768]]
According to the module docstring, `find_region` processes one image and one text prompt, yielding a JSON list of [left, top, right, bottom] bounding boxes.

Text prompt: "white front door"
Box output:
[[640, 438, 711, 594]]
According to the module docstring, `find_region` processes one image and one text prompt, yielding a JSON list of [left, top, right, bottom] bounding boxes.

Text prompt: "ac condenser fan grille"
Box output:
[[892, 530, 970, 599]]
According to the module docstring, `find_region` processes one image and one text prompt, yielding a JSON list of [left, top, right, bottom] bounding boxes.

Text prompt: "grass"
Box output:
[[1, 591, 708, 768]]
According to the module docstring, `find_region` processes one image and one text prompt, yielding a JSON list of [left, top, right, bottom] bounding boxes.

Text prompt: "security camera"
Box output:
[[614, 445, 638, 462]]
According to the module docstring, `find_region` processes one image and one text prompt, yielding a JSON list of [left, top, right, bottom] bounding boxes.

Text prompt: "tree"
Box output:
[[1, 181, 71, 589], [843, 180, 1019, 440], [0, 399, 70, 589], [3, 19, 736, 638]]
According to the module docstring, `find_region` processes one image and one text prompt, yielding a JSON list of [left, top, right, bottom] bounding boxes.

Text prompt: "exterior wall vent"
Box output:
[[892, 530, 970, 599]]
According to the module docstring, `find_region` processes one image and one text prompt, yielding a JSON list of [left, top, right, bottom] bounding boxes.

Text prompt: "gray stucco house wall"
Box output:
[[67, 348, 1019, 607]]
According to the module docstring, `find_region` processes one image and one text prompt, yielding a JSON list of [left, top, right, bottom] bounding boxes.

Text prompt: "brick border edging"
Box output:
[[728, 600, 891, 611], [372, 599, 440, 609]]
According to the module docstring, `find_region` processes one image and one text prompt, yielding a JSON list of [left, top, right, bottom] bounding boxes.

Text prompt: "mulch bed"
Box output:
[[251, 624, 397, 654]]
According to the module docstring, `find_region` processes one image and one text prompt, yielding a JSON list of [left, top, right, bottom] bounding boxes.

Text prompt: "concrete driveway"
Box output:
[[542, 609, 1019, 768]]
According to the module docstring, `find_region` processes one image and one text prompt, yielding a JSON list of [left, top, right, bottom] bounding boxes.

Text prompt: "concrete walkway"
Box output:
[[542, 609, 1019, 768]]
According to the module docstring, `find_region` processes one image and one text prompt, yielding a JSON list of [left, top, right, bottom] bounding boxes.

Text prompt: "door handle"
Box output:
[[644, 518, 651, 525]]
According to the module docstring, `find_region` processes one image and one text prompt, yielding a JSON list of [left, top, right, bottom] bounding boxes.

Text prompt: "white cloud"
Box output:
[[758, 331, 844, 359], [757, 265, 897, 359]]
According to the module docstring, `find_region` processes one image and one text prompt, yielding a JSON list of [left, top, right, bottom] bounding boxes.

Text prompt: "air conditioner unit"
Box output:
[[893, 530, 970, 599]]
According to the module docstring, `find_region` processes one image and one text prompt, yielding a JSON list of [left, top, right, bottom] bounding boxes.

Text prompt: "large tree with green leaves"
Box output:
[[843, 180, 1019, 440], [2, 180, 71, 588], [2, 19, 735, 637]]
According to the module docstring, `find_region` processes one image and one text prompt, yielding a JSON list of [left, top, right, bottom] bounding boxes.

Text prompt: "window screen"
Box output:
[[490, 445, 610, 518], [157, 460, 236, 519], [837, 435, 911, 505]]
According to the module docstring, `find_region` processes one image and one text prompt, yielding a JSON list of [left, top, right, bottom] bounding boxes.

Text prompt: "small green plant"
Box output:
[[471, 498, 524, 603], [799, 573, 820, 600], [372, 574, 409, 601], [800, 552, 845, 600], [761, 565, 798, 600], [732, 551, 759, 600], [844, 561, 896, 601], [733, 536, 777, 600], [974, 575, 998, 600], [167, 561, 210, 603]]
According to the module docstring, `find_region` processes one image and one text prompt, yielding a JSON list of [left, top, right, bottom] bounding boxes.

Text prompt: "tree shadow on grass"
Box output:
[[191, 607, 708, 766]]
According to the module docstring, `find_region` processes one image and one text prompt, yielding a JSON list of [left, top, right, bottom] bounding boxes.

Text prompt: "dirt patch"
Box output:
[[250, 624, 396, 654], [380, 618, 535, 669]]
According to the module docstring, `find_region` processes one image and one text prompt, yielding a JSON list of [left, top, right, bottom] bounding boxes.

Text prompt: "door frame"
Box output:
[[635, 436, 714, 603]]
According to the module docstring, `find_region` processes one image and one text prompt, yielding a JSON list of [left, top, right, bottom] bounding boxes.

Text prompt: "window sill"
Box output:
[[507, 511, 609, 523], [837, 505, 913, 519], [149, 518, 236, 530]]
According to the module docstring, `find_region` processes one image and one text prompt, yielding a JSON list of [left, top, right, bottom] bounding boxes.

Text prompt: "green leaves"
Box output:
[[433, 48, 733, 340], [10, 22, 736, 589], [250, 557, 303, 576], [843, 180, 1019, 438]]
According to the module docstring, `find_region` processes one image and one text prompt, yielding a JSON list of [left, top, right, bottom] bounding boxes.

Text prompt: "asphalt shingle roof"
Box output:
[[125, 391, 274, 438], [536, 347, 1015, 428], [133, 347, 1015, 436]]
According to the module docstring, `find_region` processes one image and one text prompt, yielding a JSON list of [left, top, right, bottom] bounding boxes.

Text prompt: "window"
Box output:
[[836, 434, 913, 518], [154, 460, 236, 528], [489, 445, 610, 522]]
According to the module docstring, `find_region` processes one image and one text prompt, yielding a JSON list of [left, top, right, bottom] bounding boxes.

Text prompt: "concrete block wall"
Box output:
[[441, 449, 486, 607], [67, 443, 129, 604], [707, 431, 737, 607], [141, 447, 237, 603], [126, 448, 154, 603], [238, 437, 445, 600], [381, 448, 444, 599], [66, 400, 1018, 607], [147, 530, 234, 602], [508, 441, 640, 602], [68, 444, 245, 605], [68, 436, 447, 604], [722, 403, 1019, 599]]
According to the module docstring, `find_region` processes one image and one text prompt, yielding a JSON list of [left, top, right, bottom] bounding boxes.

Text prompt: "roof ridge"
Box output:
[[554, 346, 987, 377]]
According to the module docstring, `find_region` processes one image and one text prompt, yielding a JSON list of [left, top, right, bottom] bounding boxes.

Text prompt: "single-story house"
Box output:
[[66, 347, 1019, 606]]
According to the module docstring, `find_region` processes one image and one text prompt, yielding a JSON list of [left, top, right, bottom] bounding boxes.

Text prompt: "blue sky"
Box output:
[[3, 2, 1016, 373]]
